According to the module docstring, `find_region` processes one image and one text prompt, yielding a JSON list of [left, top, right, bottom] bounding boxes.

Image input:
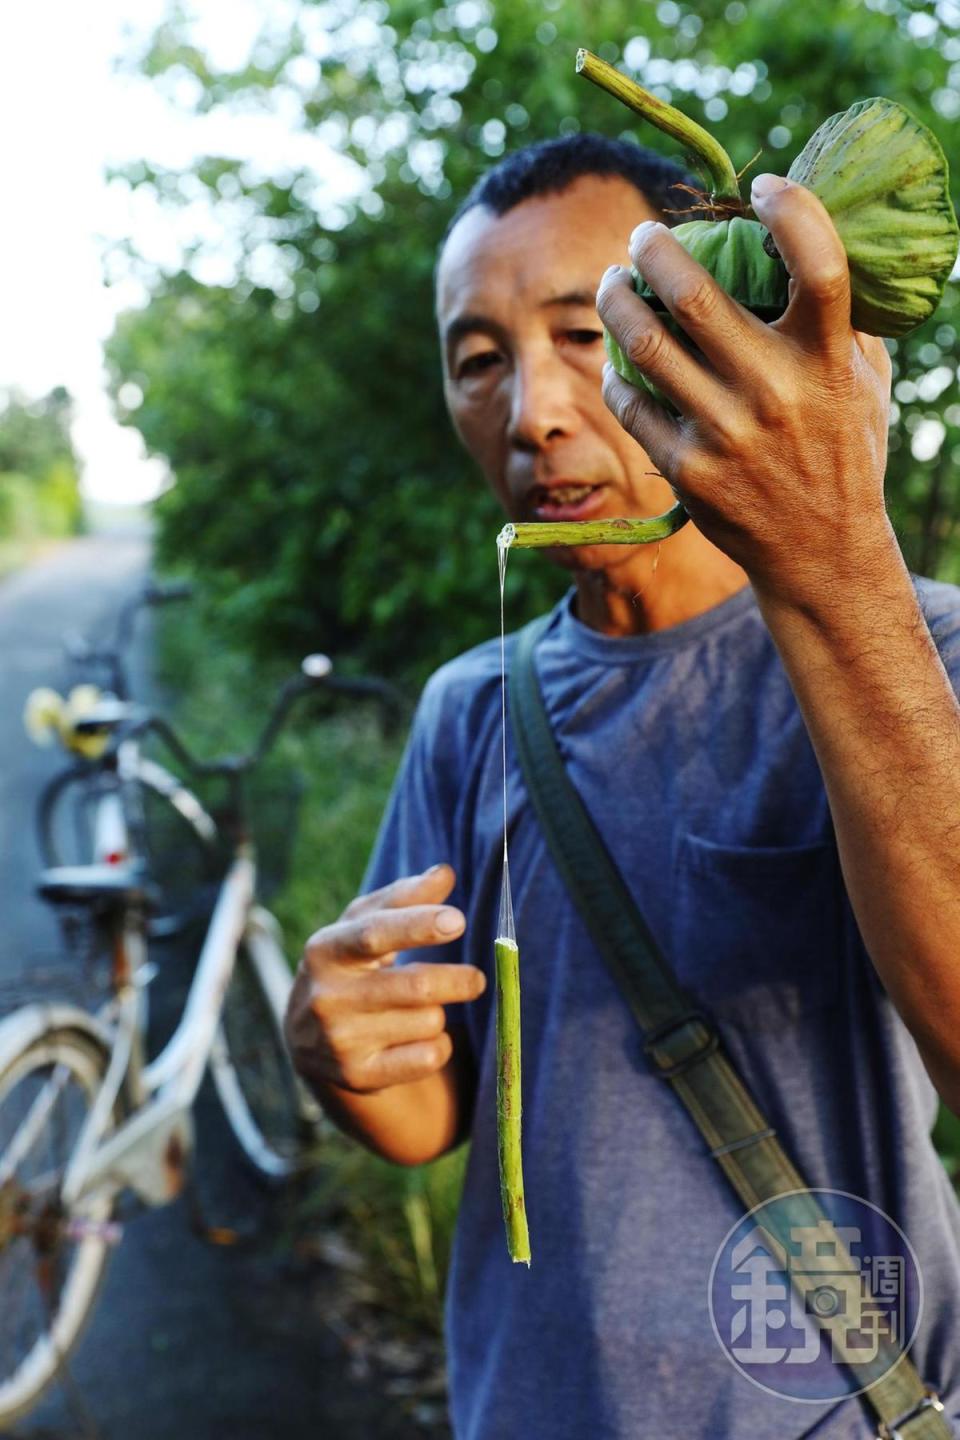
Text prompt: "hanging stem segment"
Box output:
[[499, 506, 689, 551], [496, 534, 530, 1267], [576, 49, 742, 204], [496, 935, 530, 1267]]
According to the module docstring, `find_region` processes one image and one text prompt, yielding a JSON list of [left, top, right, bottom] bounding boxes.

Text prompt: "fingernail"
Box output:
[[424, 863, 445, 875], [601, 360, 613, 381], [751, 173, 789, 200], [630, 220, 666, 248], [436, 907, 464, 934], [602, 263, 621, 278]]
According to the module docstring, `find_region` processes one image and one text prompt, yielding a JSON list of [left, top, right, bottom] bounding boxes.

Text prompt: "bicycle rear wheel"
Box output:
[[0, 1025, 117, 1427], [37, 762, 111, 869], [209, 936, 316, 1183]]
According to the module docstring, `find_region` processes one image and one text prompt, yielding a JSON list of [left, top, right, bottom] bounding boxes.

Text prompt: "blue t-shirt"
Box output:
[[360, 579, 960, 1439]]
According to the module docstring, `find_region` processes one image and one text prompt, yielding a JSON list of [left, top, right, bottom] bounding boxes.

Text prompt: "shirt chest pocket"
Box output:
[[669, 832, 844, 1031]]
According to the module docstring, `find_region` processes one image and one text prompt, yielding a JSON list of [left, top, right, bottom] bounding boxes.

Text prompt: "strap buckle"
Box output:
[[876, 1388, 945, 1438], [643, 1009, 719, 1080]]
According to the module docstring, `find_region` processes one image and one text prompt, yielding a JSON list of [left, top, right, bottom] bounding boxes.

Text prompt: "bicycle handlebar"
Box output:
[[113, 580, 193, 655], [145, 580, 194, 604], [247, 662, 407, 769], [96, 655, 407, 782], [63, 579, 194, 696]]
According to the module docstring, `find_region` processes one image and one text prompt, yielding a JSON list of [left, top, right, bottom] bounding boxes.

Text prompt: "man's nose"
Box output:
[[507, 351, 580, 451]]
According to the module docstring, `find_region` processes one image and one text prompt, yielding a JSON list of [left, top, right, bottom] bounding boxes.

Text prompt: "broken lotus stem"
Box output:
[[576, 48, 742, 206], [498, 508, 689, 550]]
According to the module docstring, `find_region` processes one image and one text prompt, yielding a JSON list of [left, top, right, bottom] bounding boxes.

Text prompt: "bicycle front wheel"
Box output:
[[0, 1025, 117, 1427], [209, 937, 315, 1183]]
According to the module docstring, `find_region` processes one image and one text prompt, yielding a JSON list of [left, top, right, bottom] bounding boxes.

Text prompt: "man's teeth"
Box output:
[[543, 485, 596, 504]]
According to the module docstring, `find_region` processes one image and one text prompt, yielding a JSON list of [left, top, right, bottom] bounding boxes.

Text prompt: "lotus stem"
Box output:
[[499, 505, 689, 550], [576, 49, 742, 203], [496, 936, 530, 1266]]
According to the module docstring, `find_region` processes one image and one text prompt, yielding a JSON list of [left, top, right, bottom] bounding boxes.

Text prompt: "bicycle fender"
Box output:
[[0, 1003, 114, 1075]]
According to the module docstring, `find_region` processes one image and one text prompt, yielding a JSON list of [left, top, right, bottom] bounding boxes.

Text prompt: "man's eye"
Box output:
[[459, 351, 500, 378]]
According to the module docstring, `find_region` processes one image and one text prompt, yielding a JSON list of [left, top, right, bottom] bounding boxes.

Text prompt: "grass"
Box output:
[[149, 600, 468, 1343]]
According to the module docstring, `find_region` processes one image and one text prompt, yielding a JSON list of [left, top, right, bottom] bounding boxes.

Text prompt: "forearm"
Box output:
[[754, 523, 960, 1109], [305, 1024, 474, 1167]]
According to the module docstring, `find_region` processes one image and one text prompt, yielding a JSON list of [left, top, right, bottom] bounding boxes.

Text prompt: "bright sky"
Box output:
[[0, 1, 358, 505]]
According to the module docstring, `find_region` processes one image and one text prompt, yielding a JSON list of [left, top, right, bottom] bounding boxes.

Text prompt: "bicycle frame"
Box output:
[[14, 634, 383, 1224], [58, 845, 271, 1210]]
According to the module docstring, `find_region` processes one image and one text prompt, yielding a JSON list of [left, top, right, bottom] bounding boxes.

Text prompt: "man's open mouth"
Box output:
[[530, 483, 606, 521]]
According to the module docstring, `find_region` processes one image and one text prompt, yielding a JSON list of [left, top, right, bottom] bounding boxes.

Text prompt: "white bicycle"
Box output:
[[0, 618, 403, 1427]]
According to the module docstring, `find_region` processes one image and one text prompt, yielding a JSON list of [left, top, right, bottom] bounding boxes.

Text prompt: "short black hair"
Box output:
[[439, 131, 701, 253]]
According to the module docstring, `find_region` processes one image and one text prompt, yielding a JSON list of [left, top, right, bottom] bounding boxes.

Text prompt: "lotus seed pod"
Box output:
[[578, 49, 960, 423], [641, 217, 790, 320], [604, 219, 789, 414], [781, 97, 959, 338]]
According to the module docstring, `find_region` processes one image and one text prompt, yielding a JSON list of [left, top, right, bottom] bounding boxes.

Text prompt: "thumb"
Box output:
[[751, 173, 852, 363]]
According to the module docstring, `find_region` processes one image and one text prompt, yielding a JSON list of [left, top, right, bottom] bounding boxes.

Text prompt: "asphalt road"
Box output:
[[0, 532, 426, 1440]]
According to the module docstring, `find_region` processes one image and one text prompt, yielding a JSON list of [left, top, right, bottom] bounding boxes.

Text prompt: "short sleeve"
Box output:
[[918, 577, 960, 698], [360, 676, 469, 1025]]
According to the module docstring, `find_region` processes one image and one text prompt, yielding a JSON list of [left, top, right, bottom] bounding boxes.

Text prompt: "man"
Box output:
[[286, 134, 960, 1437]]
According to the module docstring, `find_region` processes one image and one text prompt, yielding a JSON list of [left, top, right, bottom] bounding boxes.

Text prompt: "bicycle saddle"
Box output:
[[36, 864, 161, 911]]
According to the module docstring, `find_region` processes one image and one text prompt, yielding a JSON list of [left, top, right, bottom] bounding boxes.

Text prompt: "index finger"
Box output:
[[749, 174, 852, 363], [626, 219, 774, 385], [344, 864, 456, 919], [309, 901, 466, 968], [595, 263, 728, 431]]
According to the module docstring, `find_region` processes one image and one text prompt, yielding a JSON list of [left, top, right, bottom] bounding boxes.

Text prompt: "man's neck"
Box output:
[[572, 529, 749, 637]]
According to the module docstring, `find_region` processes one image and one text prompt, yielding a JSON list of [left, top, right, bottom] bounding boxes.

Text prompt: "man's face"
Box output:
[[435, 173, 676, 572]]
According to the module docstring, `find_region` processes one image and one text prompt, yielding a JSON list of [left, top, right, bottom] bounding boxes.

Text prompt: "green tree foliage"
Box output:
[[105, 0, 960, 685], [0, 387, 84, 547]]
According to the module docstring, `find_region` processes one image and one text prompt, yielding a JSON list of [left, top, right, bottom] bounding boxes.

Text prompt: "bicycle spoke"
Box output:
[[0, 1065, 72, 1188], [0, 1031, 115, 1426]]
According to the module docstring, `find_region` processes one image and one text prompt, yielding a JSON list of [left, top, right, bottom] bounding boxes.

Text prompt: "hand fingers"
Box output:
[[596, 262, 732, 427], [353, 960, 487, 1010], [286, 959, 483, 1089], [600, 360, 685, 486], [343, 863, 456, 919], [334, 1003, 448, 1047], [627, 219, 774, 384], [345, 1034, 455, 1092], [287, 990, 447, 1060], [293, 1002, 456, 1092], [749, 174, 852, 364], [307, 901, 466, 969]]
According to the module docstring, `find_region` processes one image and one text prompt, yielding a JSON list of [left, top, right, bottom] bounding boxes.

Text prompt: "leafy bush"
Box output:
[[0, 388, 84, 562]]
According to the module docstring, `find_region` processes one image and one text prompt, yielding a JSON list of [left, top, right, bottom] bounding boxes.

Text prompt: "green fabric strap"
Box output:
[[508, 613, 952, 1440]]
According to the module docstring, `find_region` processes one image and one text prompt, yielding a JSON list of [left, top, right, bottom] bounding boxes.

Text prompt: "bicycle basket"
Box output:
[[247, 765, 306, 902]]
